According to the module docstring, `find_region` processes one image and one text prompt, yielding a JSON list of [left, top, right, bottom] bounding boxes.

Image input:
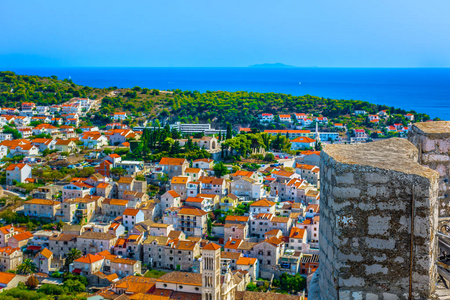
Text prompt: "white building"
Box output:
[[123, 208, 145, 231], [6, 163, 32, 185]]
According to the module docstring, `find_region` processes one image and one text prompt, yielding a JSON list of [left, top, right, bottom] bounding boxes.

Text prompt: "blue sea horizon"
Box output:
[[4, 67, 450, 120]]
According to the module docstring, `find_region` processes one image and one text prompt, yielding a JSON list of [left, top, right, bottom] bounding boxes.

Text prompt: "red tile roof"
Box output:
[[123, 208, 140, 216], [202, 242, 221, 251], [159, 157, 187, 166], [75, 253, 104, 264]]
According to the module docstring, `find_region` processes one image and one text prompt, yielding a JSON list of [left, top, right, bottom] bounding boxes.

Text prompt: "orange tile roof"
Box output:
[[39, 248, 53, 259], [24, 199, 61, 206], [291, 136, 316, 143], [123, 208, 140, 216], [75, 253, 104, 264], [106, 199, 129, 206], [185, 197, 204, 203], [185, 168, 201, 173], [171, 177, 188, 184], [295, 163, 317, 170], [193, 158, 214, 163], [11, 231, 33, 242], [202, 242, 221, 251], [250, 199, 275, 207], [264, 129, 311, 134], [159, 157, 187, 166], [55, 139, 73, 145], [225, 216, 249, 223], [32, 138, 53, 144], [175, 240, 197, 251], [167, 190, 180, 198], [110, 257, 138, 265], [272, 170, 295, 178], [225, 239, 243, 250], [265, 236, 284, 247], [255, 213, 273, 220], [157, 272, 202, 286], [0, 272, 16, 285], [115, 276, 156, 294], [109, 153, 121, 158], [306, 204, 319, 213], [118, 177, 134, 184], [299, 150, 321, 156], [289, 227, 306, 239], [96, 182, 109, 189], [236, 257, 257, 265], [233, 170, 254, 177], [178, 207, 207, 216], [265, 229, 281, 236], [0, 246, 20, 256], [6, 163, 28, 171], [271, 217, 289, 223]]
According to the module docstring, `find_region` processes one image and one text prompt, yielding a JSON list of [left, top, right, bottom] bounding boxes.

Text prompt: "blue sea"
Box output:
[[5, 67, 450, 120]]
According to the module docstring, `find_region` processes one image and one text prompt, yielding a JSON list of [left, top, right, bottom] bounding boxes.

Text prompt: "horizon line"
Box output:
[[2, 66, 450, 69]]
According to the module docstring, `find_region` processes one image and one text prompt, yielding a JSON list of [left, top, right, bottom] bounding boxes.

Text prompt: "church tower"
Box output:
[[202, 242, 221, 300], [315, 122, 321, 143]]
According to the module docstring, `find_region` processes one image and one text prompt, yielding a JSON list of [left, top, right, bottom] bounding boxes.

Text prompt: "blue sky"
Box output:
[[0, 0, 449, 67]]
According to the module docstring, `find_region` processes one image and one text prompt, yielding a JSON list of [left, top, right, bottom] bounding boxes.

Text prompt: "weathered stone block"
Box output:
[[382, 292, 399, 300], [352, 291, 363, 300], [364, 237, 396, 250], [339, 290, 350, 300], [318, 137, 439, 300], [367, 216, 391, 235], [366, 293, 379, 300], [365, 264, 388, 275]]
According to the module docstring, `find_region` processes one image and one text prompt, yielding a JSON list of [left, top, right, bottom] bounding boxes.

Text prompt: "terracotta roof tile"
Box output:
[[159, 157, 187, 166]]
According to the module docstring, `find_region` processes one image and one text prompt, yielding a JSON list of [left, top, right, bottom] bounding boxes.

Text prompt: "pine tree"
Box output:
[[226, 123, 232, 140]]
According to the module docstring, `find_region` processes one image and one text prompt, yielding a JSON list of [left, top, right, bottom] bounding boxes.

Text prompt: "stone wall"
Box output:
[[408, 121, 450, 217], [318, 138, 439, 300]]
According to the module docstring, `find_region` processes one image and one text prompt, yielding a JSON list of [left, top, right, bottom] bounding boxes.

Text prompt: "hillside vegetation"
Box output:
[[0, 71, 430, 129], [0, 71, 108, 107]]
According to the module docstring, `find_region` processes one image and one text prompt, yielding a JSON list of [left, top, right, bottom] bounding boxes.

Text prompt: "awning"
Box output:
[[72, 268, 82, 274], [27, 245, 42, 251]]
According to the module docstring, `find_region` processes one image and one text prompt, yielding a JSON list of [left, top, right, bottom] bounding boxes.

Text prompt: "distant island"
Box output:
[[248, 63, 296, 68]]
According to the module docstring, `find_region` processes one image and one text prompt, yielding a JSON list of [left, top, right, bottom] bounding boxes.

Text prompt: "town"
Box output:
[[0, 93, 433, 300]]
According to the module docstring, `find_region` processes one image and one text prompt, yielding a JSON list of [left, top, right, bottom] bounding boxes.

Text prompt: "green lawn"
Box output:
[[144, 269, 167, 278]]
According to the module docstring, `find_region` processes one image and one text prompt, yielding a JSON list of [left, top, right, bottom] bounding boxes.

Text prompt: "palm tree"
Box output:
[[17, 259, 37, 275], [65, 248, 82, 267]]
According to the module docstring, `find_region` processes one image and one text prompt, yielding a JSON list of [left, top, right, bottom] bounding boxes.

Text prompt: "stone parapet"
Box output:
[[318, 138, 439, 300], [409, 121, 450, 217]]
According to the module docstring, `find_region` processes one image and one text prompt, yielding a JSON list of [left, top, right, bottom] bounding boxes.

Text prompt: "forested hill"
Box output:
[[0, 71, 108, 107], [0, 71, 430, 128]]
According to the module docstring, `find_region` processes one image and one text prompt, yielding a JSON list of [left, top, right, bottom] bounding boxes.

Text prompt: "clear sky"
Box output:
[[1, 0, 449, 68]]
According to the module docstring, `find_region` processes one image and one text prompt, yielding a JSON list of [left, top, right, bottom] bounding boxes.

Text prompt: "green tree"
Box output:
[[63, 279, 86, 293], [3, 126, 21, 139], [213, 162, 229, 177], [111, 167, 126, 177], [17, 259, 37, 275], [264, 153, 275, 162], [226, 123, 232, 140], [65, 248, 82, 267]]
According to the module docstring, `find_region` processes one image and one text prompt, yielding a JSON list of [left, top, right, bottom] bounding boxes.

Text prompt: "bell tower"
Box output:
[[201, 242, 221, 300]]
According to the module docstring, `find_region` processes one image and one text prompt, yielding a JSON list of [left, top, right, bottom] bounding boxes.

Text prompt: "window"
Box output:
[[179, 285, 183, 289], [267, 260, 271, 265]]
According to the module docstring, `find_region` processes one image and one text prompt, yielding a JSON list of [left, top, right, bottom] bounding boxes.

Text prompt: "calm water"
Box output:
[[6, 67, 450, 120]]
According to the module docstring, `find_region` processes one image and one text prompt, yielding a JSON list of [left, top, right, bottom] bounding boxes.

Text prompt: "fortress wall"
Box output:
[[409, 121, 450, 217], [318, 138, 439, 300]]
